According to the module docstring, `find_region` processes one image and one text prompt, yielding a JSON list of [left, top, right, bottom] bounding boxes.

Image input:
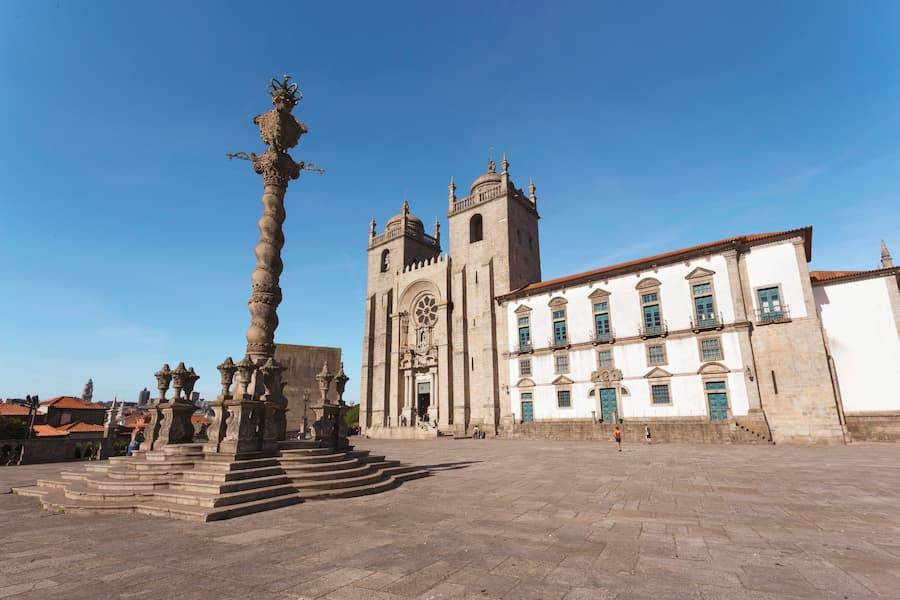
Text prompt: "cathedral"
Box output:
[[359, 157, 900, 443]]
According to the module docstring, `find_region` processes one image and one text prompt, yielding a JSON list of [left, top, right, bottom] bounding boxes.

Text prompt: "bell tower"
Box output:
[[447, 155, 542, 434]]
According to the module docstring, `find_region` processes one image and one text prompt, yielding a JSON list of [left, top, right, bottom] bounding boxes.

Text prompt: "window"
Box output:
[[651, 384, 671, 405], [379, 249, 390, 273], [554, 353, 570, 374], [640, 289, 664, 335], [597, 349, 614, 368], [557, 390, 572, 408], [699, 337, 723, 362], [593, 300, 612, 341], [517, 315, 531, 351], [692, 282, 717, 327], [469, 213, 483, 243], [757, 286, 784, 321], [552, 308, 568, 345], [519, 358, 532, 377], [647, 343, 667, 366]]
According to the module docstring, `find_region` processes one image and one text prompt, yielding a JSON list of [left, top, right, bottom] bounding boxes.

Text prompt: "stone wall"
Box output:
[[845, 414, 900, 442], [505, 419, 753, 444], [275, 343, 342, 433], [0, 437, 107, 464]]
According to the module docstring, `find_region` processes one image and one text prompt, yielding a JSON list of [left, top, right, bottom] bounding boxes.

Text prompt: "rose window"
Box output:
[[414, 295, 438, 326]]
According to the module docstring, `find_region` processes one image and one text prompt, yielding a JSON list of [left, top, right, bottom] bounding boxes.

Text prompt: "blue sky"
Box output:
[[1, 1, 898, 405]]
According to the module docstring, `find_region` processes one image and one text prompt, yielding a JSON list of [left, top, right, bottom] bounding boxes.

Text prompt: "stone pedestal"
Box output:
[[140, 404, 163, 452], [156, 401, 196, 447], [218, 397, 265, 455], [310, 403, 349, 449], [261, 397, 286, 453], [203, 397, 230, 453]]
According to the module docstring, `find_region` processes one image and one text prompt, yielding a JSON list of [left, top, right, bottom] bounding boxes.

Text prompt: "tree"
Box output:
[[0, 417, 28, 440], [343, 404, 359, 428]]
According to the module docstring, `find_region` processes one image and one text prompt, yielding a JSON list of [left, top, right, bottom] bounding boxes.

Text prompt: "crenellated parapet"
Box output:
[[402, 254, 448, 273]]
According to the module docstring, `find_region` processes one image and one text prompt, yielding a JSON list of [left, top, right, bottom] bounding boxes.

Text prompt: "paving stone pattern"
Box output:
[[2, 439, 899, 599]]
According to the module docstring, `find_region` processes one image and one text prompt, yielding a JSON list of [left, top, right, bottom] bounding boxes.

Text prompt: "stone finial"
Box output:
[[154, 364, 173, 401], [217, 357, 237, 397], [881, 239, 893, 268], [501, 152, 509, 174], [528, 177, 537, 206], [184, 367, 200, 401], [370, 218, 377, 239], [235, 355, 257, 398], [315, 362, 334, 404], [334, 362, 350, 405], [448, 176, 456, 211], [171, 362, 189, 401], [487, 155, 496, 174], [258, 356, 283, 397], [434, 218, 441, 246], [401, 198, 410, 218]]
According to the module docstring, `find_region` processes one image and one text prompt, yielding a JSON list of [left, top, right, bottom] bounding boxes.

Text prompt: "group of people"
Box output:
[[612, 424, 652, 451]]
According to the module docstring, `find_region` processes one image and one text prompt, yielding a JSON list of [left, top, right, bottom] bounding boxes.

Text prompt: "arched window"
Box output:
[[380, 249, 390, 273], [469, 213, 483, 243]]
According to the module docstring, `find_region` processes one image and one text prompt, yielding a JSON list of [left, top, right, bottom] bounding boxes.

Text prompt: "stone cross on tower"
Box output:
[[243, 76, 309, 360], [82, 378, 93, 403]]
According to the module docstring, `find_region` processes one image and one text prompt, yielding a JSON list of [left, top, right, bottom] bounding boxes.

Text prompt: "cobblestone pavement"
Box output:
[[2, 439, 899, 599]]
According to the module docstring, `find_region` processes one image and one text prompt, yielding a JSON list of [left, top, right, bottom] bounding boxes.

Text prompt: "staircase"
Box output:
[[730, 420, 775, 445], [13, 440, 428, 522]]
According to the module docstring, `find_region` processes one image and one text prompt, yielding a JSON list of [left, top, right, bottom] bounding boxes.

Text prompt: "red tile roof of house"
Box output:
[[32, 424, 69, 437], [40, 396, 108, 410], [58, 421, 106, 433], [0, 404, 31, 417], [191, 414, 212, 426], [498, 227, 813, 302], [810, 267, 898, 285]]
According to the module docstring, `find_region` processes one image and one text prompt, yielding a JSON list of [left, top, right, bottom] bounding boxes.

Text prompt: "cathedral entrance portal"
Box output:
[[417, 381, 431, 421]]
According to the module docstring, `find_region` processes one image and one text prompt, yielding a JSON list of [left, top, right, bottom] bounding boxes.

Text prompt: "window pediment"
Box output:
[[514, 304, 533, 315], [548, 296, 568, 307], [636, 277, 661, 290], [644, 367, 672, 379], [698, 362, 729, 375], [588, 287, 611, 299], [685, 267, 716, 280], [552, 375, 574, 385], [515, 377, 536, 388]]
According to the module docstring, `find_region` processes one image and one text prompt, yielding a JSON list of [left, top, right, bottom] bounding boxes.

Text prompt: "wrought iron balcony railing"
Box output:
[[588, 329, 616, 344], [691, 312, 723, 332], [548, 335, 570, 349], [755, 305, 791, 324], [516, 340, 533, 353], [640, 321, 668, 339]]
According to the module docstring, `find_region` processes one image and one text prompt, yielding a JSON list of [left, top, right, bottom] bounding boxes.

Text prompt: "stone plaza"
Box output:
[[3, 438, 899, 599]]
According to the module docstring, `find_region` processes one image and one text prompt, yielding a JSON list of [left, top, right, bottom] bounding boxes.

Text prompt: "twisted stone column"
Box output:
[[244, 79, 307, 360]]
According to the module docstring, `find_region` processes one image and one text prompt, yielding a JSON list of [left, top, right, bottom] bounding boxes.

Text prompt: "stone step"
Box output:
[[175, 474, 291, 495], [284, 463, 376, 482], [181, 465, 286, 483], [278, 447, 344, 457], [194, 457, 280, 472], [279, 457, 367, 473], [291, 469, 390, 491], [277, 451, 370, 465], [150, 482, 297, 508], [299, 476, 400, 501]]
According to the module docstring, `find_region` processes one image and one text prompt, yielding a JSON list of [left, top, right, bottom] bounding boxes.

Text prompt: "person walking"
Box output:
[[644, 424, 652, 444], [614, 425, 622, 452]]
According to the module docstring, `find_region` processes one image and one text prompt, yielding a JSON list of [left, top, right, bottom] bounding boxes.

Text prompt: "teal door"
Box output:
[[600, 388, 617, 422], [705, 381, 728, 421], [521, 393, 534, 423]]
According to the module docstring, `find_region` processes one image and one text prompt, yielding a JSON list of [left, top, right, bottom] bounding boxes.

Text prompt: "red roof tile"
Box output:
[[58, 421, 106, 433], [810, 267, 899, 285], [0, 404, 31, 417], [32, 424, 69, 437], [41, 396, 108, 410], [499, 227, 813, 301]]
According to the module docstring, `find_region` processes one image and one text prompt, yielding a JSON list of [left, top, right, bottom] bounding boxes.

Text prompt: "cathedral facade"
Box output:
[[359, 158, 900, 443]]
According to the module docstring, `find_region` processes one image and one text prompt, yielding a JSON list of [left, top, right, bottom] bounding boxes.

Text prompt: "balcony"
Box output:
[[755, 305, 791, 325], [640, 321, 668, 339], [548, 335, 570, 349], [588, 328, 616, 345], [691, 312, 724, 333], [515, 340, 533, 354]]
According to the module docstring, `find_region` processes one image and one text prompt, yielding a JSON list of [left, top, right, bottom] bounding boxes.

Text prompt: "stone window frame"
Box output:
[[644, 367, 673, 407], [699, 364, 732, 419], [697, 335, 724, 362], [685, 268, 720, 328], [548, 296, 570, 346], [597, 348, 614, 369], [518, 358, 532, 377], [514, 304, 533, 352], [646, 342, 668, 366], [469, 213, 484, 243], [636, 277, 665, 336], [553, 376, 574, 409], [588, 287, 613, 343], [553, 351, 570, 374], [380, 249, 390, 273], [650, 382, 672, 406], [752, 282, 791, 324]]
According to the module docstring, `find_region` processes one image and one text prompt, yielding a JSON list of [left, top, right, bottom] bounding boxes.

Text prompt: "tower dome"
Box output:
[[384, 199, 425, 235], [469, 156, 502, 192]]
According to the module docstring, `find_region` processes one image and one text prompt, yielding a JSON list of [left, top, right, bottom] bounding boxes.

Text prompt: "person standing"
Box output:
[[644, 425, 652, 444], [613, 425, 622, 452]]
